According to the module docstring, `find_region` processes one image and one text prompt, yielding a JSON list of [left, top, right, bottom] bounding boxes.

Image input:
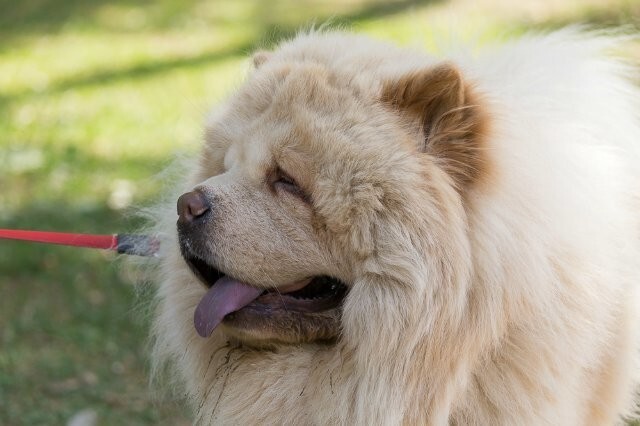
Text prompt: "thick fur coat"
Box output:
[[151, 29, 640, 425]]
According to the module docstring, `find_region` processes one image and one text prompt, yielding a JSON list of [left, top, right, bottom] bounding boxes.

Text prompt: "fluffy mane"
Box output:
[[148, 28, 640, 425]]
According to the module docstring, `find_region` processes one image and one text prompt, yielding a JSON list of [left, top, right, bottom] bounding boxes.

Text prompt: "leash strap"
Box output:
[[0, 229, 158, 256]]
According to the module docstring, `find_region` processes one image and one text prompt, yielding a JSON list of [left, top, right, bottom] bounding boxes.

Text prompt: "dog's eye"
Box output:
[[277, 173, 296, 188], [273, 169, 309, 203]]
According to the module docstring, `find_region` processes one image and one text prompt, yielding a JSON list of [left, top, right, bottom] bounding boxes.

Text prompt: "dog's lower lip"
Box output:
[[243, 285, 346, 313]]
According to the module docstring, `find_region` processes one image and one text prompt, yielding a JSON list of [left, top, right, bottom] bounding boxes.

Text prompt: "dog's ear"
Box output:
[[381, 63, 488, 188], [252, 50, 271, 68]]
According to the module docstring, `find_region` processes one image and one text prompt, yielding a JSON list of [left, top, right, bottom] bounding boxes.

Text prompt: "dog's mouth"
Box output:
[[182, 253, 348, 344]]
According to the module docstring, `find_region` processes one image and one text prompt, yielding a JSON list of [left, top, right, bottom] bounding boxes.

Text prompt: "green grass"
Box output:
[[1, 0, 638, 424]]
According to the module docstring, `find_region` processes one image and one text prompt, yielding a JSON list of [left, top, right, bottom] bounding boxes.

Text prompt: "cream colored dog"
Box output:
[[151, 29, 640, 425]]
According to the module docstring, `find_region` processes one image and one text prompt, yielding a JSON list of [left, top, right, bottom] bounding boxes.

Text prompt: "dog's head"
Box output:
[[176, 36, 488, 348]]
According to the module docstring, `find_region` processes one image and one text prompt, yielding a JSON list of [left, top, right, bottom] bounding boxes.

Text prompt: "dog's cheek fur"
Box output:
[[308, 137, 480, 422], [336, 165, 478, 423], [313, 170, 384, 259]]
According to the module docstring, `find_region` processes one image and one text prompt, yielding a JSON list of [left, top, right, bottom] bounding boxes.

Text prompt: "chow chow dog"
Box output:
[[150, 29, 640, 425]]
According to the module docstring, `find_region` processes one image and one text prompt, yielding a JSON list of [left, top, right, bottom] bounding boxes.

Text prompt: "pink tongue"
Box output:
[[194, 276, 263, 337]]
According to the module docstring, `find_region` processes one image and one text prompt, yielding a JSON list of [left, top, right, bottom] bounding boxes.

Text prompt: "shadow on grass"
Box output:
[[0, 199, 169, 424], [0, 0, 439, 108], [0, 0, 435, 36], [0, 0, 187, 35], [531, 1, 640, 31], [0, 192, 188, 423]]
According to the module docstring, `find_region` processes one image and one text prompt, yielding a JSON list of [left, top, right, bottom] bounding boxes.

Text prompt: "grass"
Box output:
[[0, 0, 638, 424]]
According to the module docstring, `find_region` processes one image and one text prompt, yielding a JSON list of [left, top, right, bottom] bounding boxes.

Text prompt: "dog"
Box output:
[[150, 29, 640, 425]]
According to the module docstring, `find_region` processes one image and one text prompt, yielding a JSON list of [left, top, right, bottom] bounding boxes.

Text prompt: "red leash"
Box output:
[[0, 229, 159, 257]]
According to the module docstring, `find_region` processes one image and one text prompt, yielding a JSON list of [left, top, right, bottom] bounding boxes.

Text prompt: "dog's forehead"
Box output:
[[236, 65, 391, 149], [209, 60, 417, 185]]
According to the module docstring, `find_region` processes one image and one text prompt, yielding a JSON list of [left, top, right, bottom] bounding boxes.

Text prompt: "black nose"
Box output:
[[177, 191, 211, 224]]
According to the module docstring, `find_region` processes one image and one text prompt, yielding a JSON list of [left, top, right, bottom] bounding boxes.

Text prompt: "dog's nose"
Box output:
[[177, 191, 210, 224]]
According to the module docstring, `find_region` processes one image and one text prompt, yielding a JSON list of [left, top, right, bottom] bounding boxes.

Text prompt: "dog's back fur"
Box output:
[[152, 29, 640, 425]]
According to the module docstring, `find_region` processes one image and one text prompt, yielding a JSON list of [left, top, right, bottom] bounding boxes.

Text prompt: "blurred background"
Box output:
[[0, 0, 638, 424]]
